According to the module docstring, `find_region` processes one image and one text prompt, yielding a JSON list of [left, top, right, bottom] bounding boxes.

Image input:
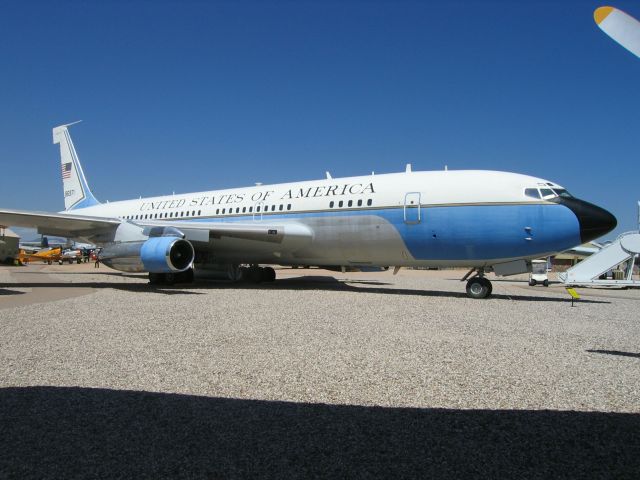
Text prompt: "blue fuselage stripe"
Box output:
[[169, 202, 581, 261]]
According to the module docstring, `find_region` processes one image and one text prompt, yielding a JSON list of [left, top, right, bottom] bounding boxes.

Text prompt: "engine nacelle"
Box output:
[[101, 236, 195, 273], [141, 236, 194, 273]]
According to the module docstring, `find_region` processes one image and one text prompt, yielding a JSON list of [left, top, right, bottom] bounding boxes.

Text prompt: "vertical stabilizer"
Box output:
[[53, 122, 100, 211]]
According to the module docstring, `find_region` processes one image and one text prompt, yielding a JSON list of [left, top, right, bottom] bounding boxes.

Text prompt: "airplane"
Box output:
[[18, 247, 62, 265], [594, 6, 640, 57], [0, 123, 617, 298]]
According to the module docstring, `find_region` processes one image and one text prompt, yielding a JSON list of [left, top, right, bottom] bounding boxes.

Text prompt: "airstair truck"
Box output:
[[558, 231, 640, 287]]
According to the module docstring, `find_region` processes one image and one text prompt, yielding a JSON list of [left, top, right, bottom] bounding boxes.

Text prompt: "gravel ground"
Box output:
[[1, 264, 639, 478]]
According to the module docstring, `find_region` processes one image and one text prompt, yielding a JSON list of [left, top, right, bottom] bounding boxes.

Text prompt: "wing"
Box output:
[[595, 6, 640, 58], [0, 208, 313, 247], [0, 208, 120, 237]]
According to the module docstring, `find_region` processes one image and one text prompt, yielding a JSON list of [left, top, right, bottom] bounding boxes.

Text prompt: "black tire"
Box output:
[[466, 277, 492, 299], [247, 267, 262, 283], [149, 272, 163, 285], [262, 266, 276, 282], [543, 280, 549, 287], [529, 279, 537, 286], [177, 268, 195, 284]]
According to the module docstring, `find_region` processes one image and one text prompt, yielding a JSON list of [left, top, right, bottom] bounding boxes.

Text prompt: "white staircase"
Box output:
[[558, 231, 640, 286]]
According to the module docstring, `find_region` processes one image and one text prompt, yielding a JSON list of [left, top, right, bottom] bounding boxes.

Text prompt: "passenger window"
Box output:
[[242, 207, 246, 213], [357, 199, 362, 206], [525, 188, 540, 199], [287, 204, 291, 210], [249, 206, 253, 213], [279, 204, 283, 211], [367, 199, 372, 206], [338, 201, 343, 207], [222, 208, 226, 214], [330, 201, 334, 208], [348, 200, 353, 207], [198, 210, 201, 216], [257, 206, 261, 212], [216, 209, 219, 215], [271, 205, 276, 211]]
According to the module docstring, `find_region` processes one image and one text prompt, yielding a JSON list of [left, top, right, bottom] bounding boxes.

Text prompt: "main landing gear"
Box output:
[[461, 268, 493, 299], [241, 265, 276, 283], [149, 267, 194, 286]]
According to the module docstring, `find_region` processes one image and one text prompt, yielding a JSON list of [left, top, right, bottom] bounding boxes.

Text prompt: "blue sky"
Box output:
[[1, 1, 638, 241]]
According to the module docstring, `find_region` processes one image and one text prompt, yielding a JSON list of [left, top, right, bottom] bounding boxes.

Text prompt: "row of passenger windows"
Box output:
[[121, 198, 375, 221], [329, 198, 373, 208], [122, 210, 203, 220]]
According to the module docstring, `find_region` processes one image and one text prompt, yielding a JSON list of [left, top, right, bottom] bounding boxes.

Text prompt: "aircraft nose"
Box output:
[[553, 197, 617, 243]]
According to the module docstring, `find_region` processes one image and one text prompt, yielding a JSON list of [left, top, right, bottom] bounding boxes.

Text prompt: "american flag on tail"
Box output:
[[61, 162, 72, 179]]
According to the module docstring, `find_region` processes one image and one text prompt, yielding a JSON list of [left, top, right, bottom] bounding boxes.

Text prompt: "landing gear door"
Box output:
[[404, 192, 421, 224]]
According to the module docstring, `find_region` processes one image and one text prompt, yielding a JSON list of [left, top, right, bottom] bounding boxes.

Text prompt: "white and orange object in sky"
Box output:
[[594, 6, 640, 58]]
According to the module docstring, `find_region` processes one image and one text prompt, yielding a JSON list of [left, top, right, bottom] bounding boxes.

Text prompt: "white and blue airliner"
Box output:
[[0, 124, 616, 298]]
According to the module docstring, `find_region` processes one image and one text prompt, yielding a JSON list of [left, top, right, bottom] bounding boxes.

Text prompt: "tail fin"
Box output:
[[53, 122, 100, 211]]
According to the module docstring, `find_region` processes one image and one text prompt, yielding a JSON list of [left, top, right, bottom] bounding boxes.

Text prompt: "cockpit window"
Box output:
[[540, 188, 555, 198], [552, 188, 572, 198], [524, 188, 541, 199]]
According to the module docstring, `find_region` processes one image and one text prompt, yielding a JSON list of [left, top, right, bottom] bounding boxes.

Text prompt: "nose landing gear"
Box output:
[[462, 268, 493, 299]]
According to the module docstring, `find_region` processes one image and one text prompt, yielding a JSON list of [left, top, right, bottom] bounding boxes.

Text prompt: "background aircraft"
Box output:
[[18, 247, 62, 265], [595, 6, 640, 57], [0, 124, 616, 298]]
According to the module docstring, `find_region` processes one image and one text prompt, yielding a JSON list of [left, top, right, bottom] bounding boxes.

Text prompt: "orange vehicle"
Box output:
[[18, 247, 62, 265]]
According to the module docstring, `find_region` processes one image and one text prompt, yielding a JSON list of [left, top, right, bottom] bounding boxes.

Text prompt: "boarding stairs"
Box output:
[[558, 231, 640, 286]]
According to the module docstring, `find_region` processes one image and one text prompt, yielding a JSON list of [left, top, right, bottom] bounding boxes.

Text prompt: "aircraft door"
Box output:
[[253, 201, 264, 221], [404, 192, 421, 224]]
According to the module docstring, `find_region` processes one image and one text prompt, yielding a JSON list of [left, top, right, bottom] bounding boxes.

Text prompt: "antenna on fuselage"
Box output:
[[326, 171, 332, 179], [405, 163, 412, 173]]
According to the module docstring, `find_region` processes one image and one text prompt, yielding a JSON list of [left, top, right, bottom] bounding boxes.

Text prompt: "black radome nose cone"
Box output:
[[552, 197, 617, 243]]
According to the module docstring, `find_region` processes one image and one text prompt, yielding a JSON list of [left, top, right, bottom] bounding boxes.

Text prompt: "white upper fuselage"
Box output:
[[71, 170, 560, 221]]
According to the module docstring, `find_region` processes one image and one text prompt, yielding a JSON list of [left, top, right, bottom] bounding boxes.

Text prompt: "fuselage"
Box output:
[[68, 169, 616, 269]]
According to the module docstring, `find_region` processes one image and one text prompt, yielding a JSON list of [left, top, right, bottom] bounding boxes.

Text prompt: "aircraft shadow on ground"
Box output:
[[0, 288, 25, 296], [0, 386, 638, 479], [587, 349, 640, 359], [0, 275, 611, 303]]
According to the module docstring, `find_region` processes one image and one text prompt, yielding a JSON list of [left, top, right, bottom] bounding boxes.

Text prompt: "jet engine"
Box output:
[[101, 236, 195, 273]]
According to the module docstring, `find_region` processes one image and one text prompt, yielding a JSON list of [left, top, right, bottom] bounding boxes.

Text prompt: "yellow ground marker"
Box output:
[[566, 287, 580, 307]]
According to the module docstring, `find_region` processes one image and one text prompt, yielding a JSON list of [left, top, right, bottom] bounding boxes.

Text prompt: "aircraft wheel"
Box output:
[[262, 266, 276, 282], [529, 279, 537, 286], [246, 267, 263, 283], [164, 273, 176, 285], [178, 268, 194, 284], [149, 272, 163, 285], [543, 280, 549, 287], [466, 277, 492, 299]]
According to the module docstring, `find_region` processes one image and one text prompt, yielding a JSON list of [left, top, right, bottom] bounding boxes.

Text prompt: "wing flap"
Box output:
[[139, 220, 313, 244]]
